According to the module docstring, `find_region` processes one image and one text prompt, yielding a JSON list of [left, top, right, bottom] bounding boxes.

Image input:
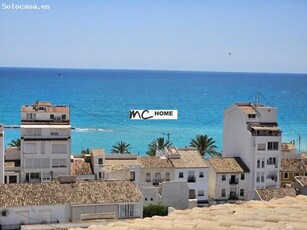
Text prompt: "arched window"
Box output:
[[146, 173, 151, 182]]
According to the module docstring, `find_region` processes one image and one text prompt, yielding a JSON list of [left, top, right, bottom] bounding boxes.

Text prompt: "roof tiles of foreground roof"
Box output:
[[69, 195, 307, 230]]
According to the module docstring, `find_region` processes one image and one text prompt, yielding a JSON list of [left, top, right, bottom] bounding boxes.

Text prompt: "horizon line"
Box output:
[[1, 66, 306, 75]]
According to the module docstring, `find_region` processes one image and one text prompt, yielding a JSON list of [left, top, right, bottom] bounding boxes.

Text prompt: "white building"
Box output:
[[20, 101, 71, 182], [0, 180, 143, 230], [161, 147, 210, 206], [223, 103, 282, 199], [4, 147, 20, 184], [207, 157, 250, 203], [0, 124, 4, 184]]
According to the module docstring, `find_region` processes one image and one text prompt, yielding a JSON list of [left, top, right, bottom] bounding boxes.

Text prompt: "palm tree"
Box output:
[[111, 141, 131, 154], [189, 134, 221, 157], [81, 148, 90, 154], [146, 137, 172, 156], [8, 138, 21, 149]]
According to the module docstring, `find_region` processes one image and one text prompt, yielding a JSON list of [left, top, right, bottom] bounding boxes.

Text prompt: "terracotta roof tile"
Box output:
[[71, 160, 93, 176], [255, 188, 296, 201], [138, 157, 173, 168], [0, 180, 142, 207], [170, 148, 209, 168], [208, 157, 250, 173], [295, 176, 307, 187], [281, 159, 307, 172]]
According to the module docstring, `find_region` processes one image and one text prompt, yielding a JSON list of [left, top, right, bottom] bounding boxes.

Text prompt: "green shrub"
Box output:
[[143, 204, 168, 217]]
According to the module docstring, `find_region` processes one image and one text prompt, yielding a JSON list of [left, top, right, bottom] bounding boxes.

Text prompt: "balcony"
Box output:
[[228, 194, 239, 200], [229, 178, 238, 185], [152, 179, 164, 186], [187, 176, 196, 183]]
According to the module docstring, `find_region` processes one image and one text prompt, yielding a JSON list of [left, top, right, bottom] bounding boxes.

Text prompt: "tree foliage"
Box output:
[[189, 134, 221, 157], [143, 204, 168, 217], [146, 137, 172, 156], [111, 141, 131, 154]]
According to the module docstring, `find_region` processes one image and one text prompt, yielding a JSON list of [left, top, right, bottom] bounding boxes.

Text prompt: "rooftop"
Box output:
[[139, 157, 173, 169], [282, 143, 296, 151], [208, 157, 250, 173], [91, 149, 105, 157], [255, 188, 296, 201], [300, 152, 307, 159], [105, 159, 141, 167], [71, 159, 93, 176], [21, 101, 69, 113], [170, 148, 209, 168], [295, 176, 307, 187], [105, 154, 138, 160], [0, 180, 142, 207], [102, 164, 129, 173], [281, 159, 307, 172], [70, 196, 307, 230]]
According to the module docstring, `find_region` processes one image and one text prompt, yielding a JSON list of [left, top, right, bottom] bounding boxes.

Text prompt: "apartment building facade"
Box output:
[[20, 101, 71, 182], [207, 157, 250, 203], [223, 103, 282, 199]]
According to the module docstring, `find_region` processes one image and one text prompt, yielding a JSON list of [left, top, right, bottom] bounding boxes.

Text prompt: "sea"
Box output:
[[0, 67, 306, 155]]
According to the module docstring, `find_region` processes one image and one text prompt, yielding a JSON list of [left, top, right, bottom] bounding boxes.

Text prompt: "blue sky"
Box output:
[[1, 0, 307, 73]]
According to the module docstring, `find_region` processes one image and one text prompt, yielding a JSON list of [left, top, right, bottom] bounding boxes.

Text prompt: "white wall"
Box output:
[[160, 181, 189, 209], [174, 168, 209, 201], [0, 204, 69, 229], [214, 173, 249, 200]]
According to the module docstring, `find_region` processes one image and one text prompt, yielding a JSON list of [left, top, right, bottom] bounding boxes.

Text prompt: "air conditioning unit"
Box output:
[[2, 210, 8, 217]]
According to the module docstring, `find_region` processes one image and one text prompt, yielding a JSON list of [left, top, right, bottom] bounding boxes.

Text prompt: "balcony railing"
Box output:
[[229, 178, 238, 185], [228, 195, 239, 200], [187, 176, 196, 183], [152, 179, 164, 186]]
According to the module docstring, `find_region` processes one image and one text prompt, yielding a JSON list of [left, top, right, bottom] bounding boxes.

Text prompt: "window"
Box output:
[[268, 142, 279, 150], [24, 159, 33, 169], [52, 159, 67, 168], [62, 114, 66, 120], [98, 158, 103, 164], [30, 172, 40, 179], [256, 172, 260, 182], [150, 198, 153, 201], [240, 189, 244, 197], [261, 172, 264, 182], [284, 172, 289, 179], [305, 172, 307, 176], [130, 171, 135, 181], [179, 172, 184, 178], [257, 159, 260, 168], [165, 172, 170, 181], [199, 172, 204, 178], [145, 198, 147, 201], [241, 174, 245, 180], [262, 159, 265, 168], [222, 175, 226, 181], [188, 171, 195, 183], [50, 114, 54, 119], [50, 132, 59, 136], [52, 144, 67, 154], [41, 142, 45, 154], [221, 189, 226, 197], [248, 114, 256, 119], [119, 204, 140, 218], [258, 143, 266, 151], [198, 190, 204, 196], [98, 172, 102, 179], [24, 143, 37, 154], [146, 173, 151, 182]]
